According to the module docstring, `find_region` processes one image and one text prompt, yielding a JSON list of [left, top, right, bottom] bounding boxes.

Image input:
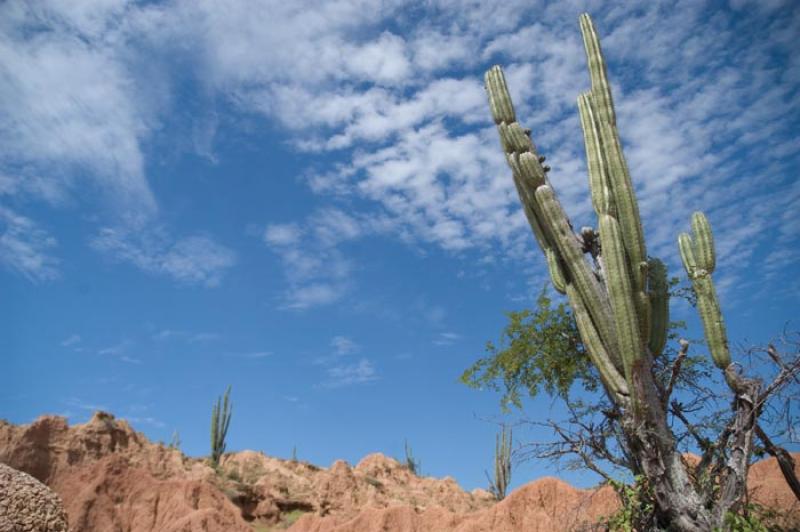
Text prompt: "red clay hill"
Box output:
[[0, 412, 797, 531]]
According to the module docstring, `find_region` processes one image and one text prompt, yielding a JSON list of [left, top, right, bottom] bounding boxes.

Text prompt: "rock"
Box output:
[[1, 413, 798, 532], [0, 462, 68, 532], [0, 413, 249, 532]]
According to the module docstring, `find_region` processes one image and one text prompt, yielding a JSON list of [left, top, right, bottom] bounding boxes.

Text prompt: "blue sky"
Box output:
[[2, 0, 799, 492]]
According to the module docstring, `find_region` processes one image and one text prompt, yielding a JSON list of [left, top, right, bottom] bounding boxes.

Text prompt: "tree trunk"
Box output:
[[623, 357, 715, 531]]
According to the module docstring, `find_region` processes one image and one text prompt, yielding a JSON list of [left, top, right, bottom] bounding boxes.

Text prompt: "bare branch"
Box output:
[[664, 339, 689, 404], [758, 352, 800, 407], [671, 400, 712, 452]]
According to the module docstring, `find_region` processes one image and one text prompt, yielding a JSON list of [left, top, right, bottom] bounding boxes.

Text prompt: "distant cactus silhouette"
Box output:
[[404, 440, 421, 475], [487, 426, 512, 500], [210, 385, 232, 467]]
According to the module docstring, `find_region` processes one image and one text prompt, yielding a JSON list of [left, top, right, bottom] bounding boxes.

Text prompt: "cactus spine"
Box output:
[[210, 385, 233, 467], [678, 213, 730, 369]]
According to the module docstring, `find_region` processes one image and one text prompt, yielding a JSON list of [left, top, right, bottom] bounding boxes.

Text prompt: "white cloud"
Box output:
[[0, 206, 59, 282], [0, 0, 159, 214], [61, 334, 81, 347], [3, 0, 798, 305], [224, 351, 272, 359], [98, 341, 128, 357], [284, 283, 346, 310], [91, 226, 236, 287], [330, 335, 359, 356], [433, 332, 461, 346], [153, 329, 220, 342], [324, 358, 378, 388], [264, 223, 303, 247], [264, 209, 378, 309]]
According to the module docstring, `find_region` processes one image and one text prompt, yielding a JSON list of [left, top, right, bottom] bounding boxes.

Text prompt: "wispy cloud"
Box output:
[[323, 358, 378, 388], [97, 340, 141, 364], [433, 332, 461, 346], [153, 329, 220, 343], [0, 206, 59, 282], [0, 1, 159, 214], [91, 227, 236, 287], [60, 334, 81, 347], [314, 335, 378, 387], [263, 209, 379, 309], [330, 335, 359, 356], [65, 397, 110, 413], [224, 351, 272, 359], [2, 0, 797, 305]]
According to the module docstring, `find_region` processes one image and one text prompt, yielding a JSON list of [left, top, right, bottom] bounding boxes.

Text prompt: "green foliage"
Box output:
[[404, 440, 421, 475], [720, 502, 800, 532], [603, 476, 655, 531], [460, 288, 597, 410], [210, 385, 233, 467]]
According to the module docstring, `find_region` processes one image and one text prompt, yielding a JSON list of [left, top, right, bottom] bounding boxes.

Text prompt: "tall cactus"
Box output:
[[487, 426, 512, 500], [484, 13, 747, 530], [210, 385, 233, 467]]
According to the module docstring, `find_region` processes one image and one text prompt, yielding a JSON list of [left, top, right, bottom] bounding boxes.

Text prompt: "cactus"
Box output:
[[484, 14, 753, 528], [484, 14, 732, 394], [678, 214, 730, 369], [487, 426, 513, 500], [404, 440, 421, 475], [210, 385, 233, 467]]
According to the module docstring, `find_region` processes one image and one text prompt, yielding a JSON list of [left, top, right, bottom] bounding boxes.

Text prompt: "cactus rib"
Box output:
[[692, 212, 716, 273], [578, 93, 614, 216], [546, 247, 567, 294], [598, 213, 643, 381], [647, 258, 669, 357], [579, 14, 616, 126], [485, 67, 516, 125]]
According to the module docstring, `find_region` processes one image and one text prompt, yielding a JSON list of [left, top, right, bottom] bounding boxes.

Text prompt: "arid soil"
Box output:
[[0, 412, 797, 531]]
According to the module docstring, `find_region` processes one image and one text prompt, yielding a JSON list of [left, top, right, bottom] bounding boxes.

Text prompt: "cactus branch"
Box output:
[[210, 385, 232, 467]]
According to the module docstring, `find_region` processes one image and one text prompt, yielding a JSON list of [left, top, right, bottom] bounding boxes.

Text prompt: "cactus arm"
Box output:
[[546, 248, 567, 294], [534, 186, 622, 369], [695, 276, 731, 369], [678, 215, 731, 369], [596, 119, 647, 289], [210, 400, 219, 462], [647, 258, 669, 357], [692, 212, 716, 273], [678, 233, 697, 277], [598, 213, 644, 382], [485, 67, 516, 125], [579, 15, 647, 293], [566, 283, 629, 398], [579, 14, 616, 126], [578, 93, 614, 216]]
